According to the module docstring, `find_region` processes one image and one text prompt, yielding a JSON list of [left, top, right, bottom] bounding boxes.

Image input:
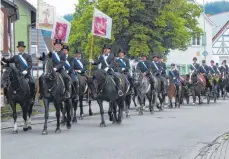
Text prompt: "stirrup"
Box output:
[[65, 91, 71, 99], [118, 90, 124, 96]]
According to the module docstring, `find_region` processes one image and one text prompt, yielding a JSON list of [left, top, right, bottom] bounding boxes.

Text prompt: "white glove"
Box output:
[[66, 71, 69, 74], [104, 67, 109, 72], [53, 68, 57, 72], [122, 68, 125, 71], [22, 70, 27, 75], [173, 77, 176, 80], [89, 59, 94, 64], [76, 70, 81, 73]]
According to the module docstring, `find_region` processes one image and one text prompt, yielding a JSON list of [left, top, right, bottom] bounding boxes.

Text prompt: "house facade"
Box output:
[[1, 0, 19, 56], [167, 13, 216, 66], [14, 0, 36, 53], [209, 12, 229, 64]]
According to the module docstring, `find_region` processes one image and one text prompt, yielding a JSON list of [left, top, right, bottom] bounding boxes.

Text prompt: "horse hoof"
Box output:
[[89, 111, 93, 116], [23, 127, 29, 132], [192, 103, 196, 106], [72, 117, 77, 123], [66, 124, 71, 129], [42, 130, 48, 135], [117, 121, 122, 124], [55, 128, 61, 133], [126, 114, 130, 118], [109, 117, 113, 122], [12, 130, 18, 134], [28, 126, 32, 130], [100, 123, 106, 127]]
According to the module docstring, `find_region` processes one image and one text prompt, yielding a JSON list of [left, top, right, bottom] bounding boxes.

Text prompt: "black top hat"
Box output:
[[222, 60, 227, 64], [119, 49, 127, 54], [171, 63, 175, 66], [152, 54, 159, 58], [193, 57, 197, 61], [202, 60, 206, 63], [210, 60, 214, 63], [62, 45, 69, 51], [103, 44, 111, 49], [54, 39, 63, 45], [17, 41, 26, 48], [75, 49, 81, 54]]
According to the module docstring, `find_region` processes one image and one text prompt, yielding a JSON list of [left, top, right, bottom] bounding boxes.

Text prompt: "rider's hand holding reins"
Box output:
[[22, 70, 27, 75], [89, 59, 94, 64]]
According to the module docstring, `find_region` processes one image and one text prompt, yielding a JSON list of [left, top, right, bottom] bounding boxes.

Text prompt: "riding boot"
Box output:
[[149, 75, 154, 90], [73, 81, 79, 100], [113, 76, 124, 96], [38, 76, 43, 99], [64, 80, 71, 99]]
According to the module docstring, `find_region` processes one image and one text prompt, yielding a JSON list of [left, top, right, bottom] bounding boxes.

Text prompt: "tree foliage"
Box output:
[[69, 0, 202, 59]]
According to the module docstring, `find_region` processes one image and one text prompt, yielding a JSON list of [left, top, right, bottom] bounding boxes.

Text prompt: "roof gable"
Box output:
[[213, 20, 229, 43]]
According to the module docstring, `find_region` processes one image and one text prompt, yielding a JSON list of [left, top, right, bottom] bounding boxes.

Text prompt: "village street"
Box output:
[[1, 99, 229, 159]]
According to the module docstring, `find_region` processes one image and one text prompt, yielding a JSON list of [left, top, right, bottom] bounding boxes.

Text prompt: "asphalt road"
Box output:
[[1, 99, 229, 159]]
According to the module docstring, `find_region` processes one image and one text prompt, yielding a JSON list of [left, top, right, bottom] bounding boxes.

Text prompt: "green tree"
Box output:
[[69, 0, 202, 59]]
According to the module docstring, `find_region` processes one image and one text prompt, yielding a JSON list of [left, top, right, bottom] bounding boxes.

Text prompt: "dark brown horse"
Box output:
[[167, 77, 182, 108]]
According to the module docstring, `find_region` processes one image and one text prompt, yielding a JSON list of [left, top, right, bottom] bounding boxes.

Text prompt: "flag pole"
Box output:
[[89, 35, 94, 76], [35, 0, 40, 101]]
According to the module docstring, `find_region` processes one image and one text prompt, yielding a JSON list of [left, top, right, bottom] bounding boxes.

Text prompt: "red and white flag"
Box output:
[[92, 8, 112, 39]]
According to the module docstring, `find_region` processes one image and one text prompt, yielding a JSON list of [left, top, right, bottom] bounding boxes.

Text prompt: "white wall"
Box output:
[[167, 13, 214, 65]]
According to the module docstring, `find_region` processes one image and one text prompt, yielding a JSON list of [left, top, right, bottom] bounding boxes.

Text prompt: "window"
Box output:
[[192, 35, 201, 46]]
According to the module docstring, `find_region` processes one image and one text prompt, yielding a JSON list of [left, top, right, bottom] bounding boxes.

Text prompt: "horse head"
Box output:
[[191, 71, 198, 83], [133, 69, 142, 87], [87, 69, 106, 99], [1, 66, 10, 88], [43, 58, 56, 80]]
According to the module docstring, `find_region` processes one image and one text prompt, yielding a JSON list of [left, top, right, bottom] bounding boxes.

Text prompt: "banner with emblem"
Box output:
[[51, 17, 71, 43], [36, 0, 56, 31], [91, 8, 112, 39]]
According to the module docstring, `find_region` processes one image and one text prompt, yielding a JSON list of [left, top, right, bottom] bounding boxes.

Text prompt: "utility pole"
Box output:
[[203, 0, 207, 61]]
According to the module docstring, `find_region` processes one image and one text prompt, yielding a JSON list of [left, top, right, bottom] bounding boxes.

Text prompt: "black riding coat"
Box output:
[[160, 62, 167, 75], [72, 57, 87, 74], [93, 53, 115, 70], [136, 60, 151, 74], [113, 57, 130, 73], [151, 61, 162, 76], [2, 53, 32, 74], [209, 65, 218, 75], [52, 50, 66, 72]]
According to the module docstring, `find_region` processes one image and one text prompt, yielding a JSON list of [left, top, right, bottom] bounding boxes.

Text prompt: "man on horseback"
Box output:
[[168, 63, 180, 93], [89, 44, 124, 96], [49, 39, 72, 98], [136, 55, 154, 86], [220, 60, 229, 77], [62, 45, 79, 100], [1, 41, 35, 101], [114, 49, 132, 84], [199, 60, 211, 90], [158, 55, 167, 78], [189, 57, 200, 74], [209, 60, 218, 75], [151, 54, 166, 95], [72, 49, 88, 98]]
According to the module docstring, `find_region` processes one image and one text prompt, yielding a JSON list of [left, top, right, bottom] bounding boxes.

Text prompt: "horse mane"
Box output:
[[93, 69, 106, 84]]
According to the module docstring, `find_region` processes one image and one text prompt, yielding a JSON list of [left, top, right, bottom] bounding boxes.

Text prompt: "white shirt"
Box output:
[[103, 53, 110, 61]]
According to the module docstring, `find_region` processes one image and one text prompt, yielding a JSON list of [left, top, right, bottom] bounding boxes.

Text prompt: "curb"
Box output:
[[1, 108, 106, 130]]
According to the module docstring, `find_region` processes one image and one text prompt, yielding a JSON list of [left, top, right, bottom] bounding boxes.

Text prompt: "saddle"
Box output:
[[197, 74, 206, 87]]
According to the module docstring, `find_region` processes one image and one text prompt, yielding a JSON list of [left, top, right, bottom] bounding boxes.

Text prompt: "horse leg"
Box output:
[[88, 99, 93, 116], [133, 95, 137, 107], [169, 98, 173, 108], [125, 94, 131, 118], [54, 102, 61, 133], [27, 100, 33, 130], [11, 101, 18, 134], [108, 102, 113, 122], [22, 102, 29, 132], [98, 99, 106, 127], [117, 99, 124, 124], [149, 92, 153, 114], [79, 95, 84, 120], [72, 100, 78, 123], [139, 96, 144, 115], [65, 99, 72, 129], [192, 90, 196, 106], [60, 102, 66, 126], [42, 98, 49, 135], [112, 102, 118, 124]]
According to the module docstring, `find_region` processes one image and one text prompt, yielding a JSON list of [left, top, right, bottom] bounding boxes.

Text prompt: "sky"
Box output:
[[27, 0, 224, 15]]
